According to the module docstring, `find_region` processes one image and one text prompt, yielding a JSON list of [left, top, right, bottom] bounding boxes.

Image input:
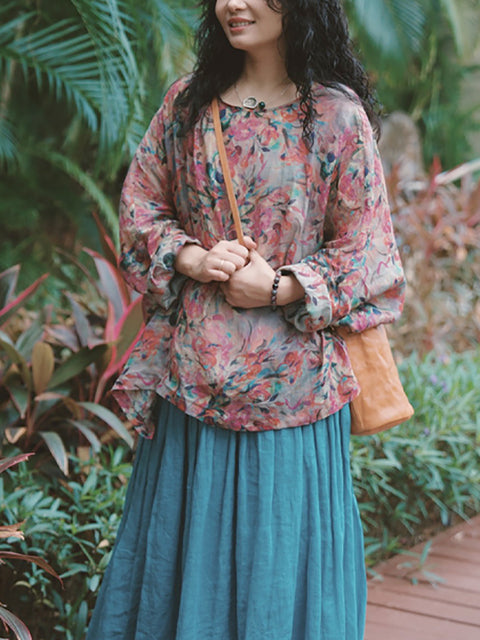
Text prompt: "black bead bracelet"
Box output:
[[271, 271, 281, 311]]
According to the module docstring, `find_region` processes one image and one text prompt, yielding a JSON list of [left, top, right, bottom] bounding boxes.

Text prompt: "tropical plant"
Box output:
[[0, 446, 131, 640], [353, 347, 480, 567], [344, 0, 480, 167], [0, 0, 197, 286], [386, 158, 480, 356], [0, 220, 141, 473], [0, 452, 62, 640]]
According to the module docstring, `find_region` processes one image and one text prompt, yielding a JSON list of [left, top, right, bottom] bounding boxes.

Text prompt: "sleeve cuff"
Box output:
[[148, 232, 201, 311], [280, 264, 333, 332]]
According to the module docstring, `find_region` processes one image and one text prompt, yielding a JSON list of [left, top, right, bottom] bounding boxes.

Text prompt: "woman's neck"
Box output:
[[238, 50, 289, 95]]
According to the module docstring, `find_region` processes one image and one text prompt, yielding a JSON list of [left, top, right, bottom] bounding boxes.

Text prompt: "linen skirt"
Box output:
[[86, 399, 367, 640]]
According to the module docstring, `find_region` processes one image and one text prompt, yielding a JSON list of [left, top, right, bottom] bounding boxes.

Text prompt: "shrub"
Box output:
[[0, 218, 142, 474], [352, 348, 480, 566], [388, 161, 480, 357], [0, 452, 61, 640], [0, 446, 132, 640]]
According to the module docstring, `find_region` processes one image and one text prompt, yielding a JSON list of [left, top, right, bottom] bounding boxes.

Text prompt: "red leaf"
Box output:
[[84, 249, 129, 323], [0, 551, 63, 585], [0, 273, 49, 325], [92, 211, 118, 267], [0, 605, 32, 640], [0, 453, 35, 474]]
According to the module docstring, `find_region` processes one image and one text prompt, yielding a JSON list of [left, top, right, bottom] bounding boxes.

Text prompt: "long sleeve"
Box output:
[[119, 92, 200, 312], [113, 82, 399, 435], [282, 102, 405, 333]]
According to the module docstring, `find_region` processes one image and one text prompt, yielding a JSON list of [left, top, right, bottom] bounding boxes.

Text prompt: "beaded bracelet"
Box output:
[[271, 271, 281, 311]]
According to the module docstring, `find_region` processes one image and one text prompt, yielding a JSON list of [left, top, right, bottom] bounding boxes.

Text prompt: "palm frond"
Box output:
[[30, 145, 118, 239], [145, 0, 197, 85], [346, 0, 427, 63], [70, 0, 140, 159], [437, 0, 464, 56], [0, 1, 141, 163], [0, 5, 35, 45], [0, 116, 18, 169], [2, 19, 101, 130]]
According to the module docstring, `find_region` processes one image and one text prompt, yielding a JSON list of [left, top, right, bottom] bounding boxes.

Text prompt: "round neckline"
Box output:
[[218, 93, 301, 114]]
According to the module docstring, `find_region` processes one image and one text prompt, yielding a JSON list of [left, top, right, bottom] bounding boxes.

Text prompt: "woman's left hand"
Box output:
[[220, 250, 274, 308]]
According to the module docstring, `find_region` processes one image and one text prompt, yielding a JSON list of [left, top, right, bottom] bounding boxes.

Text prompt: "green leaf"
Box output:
[[32, 342, 55, 395], [48, 344, 109, 389], [67, 419, 102, 453], [0, 331, 32, 390], [39, 431, 69, 475], [346, 0, 427, 62], [438, 0, 464, 56], [0, 114, 18, 168], [15, 316, 44, 360], [8, 385, 30, 419], [30, 147, 118, 237], [78, 401, 133, 448]]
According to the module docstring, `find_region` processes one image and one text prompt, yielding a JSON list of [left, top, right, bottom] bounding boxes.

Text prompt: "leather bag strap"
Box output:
[[211, 97, 246, 246]]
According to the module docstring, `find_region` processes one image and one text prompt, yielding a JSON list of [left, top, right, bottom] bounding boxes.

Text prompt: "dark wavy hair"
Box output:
[[175, 0, 380, 146]]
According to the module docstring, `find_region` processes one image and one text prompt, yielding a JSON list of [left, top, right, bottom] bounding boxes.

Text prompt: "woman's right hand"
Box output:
[[174, 237, 256, 283]]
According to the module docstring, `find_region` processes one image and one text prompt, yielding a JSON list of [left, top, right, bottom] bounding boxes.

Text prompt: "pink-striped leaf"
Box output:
[[92, 211, 118, 267], [0, 273, 48, 326], [0, 265, 20, 307], [0, 551, 62, 583], [0, 522, 25, 541], [0, 453, 34, 474], [66, 419, 102, 453], [84, 249, 129, 324], [0, 605, 32, 640]]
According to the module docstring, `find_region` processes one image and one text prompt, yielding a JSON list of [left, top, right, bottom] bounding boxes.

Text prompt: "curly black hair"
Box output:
[[175, 0, 380, 146]]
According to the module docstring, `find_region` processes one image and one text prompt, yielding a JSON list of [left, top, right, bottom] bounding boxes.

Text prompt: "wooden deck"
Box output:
[[365, 514, 480, 639]]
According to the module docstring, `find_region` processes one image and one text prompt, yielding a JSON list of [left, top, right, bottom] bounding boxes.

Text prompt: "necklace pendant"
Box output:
[[243, 96, 258, 110]]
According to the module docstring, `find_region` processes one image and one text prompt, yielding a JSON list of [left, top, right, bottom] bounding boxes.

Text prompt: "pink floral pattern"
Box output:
[[113, 77, 405, 437]]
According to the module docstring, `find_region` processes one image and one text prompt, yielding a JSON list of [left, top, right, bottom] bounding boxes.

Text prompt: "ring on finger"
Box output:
[[219, 259, 225, 271]]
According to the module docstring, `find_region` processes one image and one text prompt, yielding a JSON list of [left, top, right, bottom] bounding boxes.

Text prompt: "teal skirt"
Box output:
[[86, 400, 366, 640]]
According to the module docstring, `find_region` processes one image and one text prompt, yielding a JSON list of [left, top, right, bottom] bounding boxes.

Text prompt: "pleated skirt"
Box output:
[[86, 399, 366, 640]]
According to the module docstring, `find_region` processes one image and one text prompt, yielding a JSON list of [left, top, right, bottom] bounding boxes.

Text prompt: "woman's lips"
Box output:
[[228, 20, 255, 32]]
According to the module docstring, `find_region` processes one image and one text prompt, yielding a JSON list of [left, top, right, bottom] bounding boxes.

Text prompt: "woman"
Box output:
[[86, 1, 405, 638]]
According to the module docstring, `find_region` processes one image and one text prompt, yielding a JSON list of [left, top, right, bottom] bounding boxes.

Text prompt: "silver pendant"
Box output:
[[243, 96, 258, 110]]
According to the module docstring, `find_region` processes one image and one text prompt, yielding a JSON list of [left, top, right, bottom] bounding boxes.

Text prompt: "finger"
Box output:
[[221, 260, 237, 275], [225, 242, 251, 260], [210, 242, 248, 264], [223, 253, 247, 270], [242, 236, 257, 250], [209, 269, 230, 282], [210, 256, 237, 274]]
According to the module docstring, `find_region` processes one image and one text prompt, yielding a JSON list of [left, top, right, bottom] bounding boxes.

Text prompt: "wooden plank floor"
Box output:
[[365, 514, 480, 639]]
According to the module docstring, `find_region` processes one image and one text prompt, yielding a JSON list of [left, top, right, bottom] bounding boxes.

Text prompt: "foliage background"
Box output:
[[1, 0, 479, 288]]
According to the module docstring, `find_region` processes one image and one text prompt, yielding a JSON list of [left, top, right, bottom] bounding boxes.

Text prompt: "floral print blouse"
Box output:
[[112, 77, 406, 438]]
